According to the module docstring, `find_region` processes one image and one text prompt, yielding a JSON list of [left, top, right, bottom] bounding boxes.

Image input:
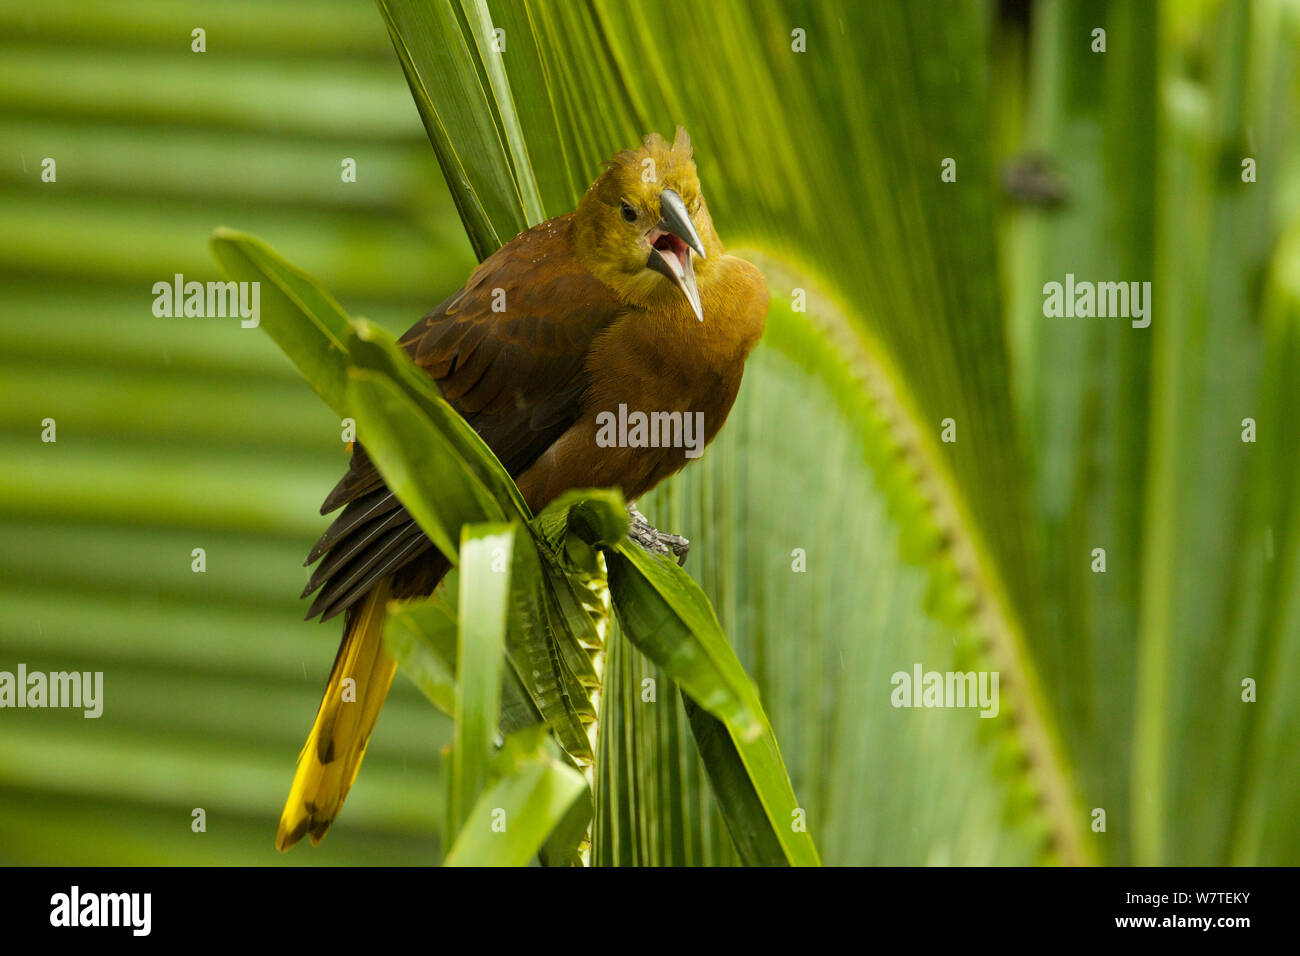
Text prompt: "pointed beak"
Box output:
[[659, 188, 706, 261], [646, 188, 706, 322]]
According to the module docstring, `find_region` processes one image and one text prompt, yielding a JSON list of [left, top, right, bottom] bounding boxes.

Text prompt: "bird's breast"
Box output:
[[513, 253, 767, 510]]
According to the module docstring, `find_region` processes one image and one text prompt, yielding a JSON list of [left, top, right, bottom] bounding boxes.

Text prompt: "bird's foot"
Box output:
[[627, 503, 690, 566]]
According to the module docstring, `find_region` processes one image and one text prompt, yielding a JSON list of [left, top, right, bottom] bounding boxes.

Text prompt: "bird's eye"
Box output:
[[620, 201, 637, 223]]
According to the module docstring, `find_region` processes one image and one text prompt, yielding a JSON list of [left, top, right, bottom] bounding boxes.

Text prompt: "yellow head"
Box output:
[[574, 127, 723, 321]]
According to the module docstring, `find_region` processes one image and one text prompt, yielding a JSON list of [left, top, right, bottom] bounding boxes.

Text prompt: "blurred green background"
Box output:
[[2, 0, 1298, 866], [0, 0, 479, 864]]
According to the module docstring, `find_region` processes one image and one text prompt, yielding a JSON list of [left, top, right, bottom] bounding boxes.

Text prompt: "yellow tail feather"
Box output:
[[276, 580, 397, 850]]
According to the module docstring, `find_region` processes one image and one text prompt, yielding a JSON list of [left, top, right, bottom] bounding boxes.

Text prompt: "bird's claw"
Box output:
[[627, 504, 690, 566]]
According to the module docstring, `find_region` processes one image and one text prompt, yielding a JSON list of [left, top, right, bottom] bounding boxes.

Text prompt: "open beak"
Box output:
[[646, 188, 706, 322]]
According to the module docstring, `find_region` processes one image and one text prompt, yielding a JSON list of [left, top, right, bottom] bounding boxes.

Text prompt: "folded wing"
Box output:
[[301, 215, 625, 621]]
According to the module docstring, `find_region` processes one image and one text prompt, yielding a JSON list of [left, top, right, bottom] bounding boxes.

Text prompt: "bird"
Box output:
[[276, 127, 768, 850]]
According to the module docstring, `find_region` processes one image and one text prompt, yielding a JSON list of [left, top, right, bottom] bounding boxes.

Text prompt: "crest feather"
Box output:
[[602, 127, 694, 172], [586, 126, 701, 207]]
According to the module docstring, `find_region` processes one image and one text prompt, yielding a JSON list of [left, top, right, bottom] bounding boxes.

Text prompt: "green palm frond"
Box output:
[[374, 0, 1300, 866]]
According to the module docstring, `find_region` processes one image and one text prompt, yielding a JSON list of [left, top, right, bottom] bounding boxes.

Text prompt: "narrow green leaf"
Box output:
[[444, 726, 587, 867], [348, 320, 532, 518], [345, 367, 504, 561], [374, 0, 530, 258], [209, 227, 353, 414], [606, 540, 820, 864], [384, 591, 548, 736], [607, 541, 763, 741], [461, 0, 546, 226], [681, 694, 820, 867], [384, 596, 459, 717], [448, 523, 514, 835], [538, 781, 593, 868]]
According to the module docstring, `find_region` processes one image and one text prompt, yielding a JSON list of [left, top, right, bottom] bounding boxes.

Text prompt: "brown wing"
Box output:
[[301, 215, 625, 621]]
